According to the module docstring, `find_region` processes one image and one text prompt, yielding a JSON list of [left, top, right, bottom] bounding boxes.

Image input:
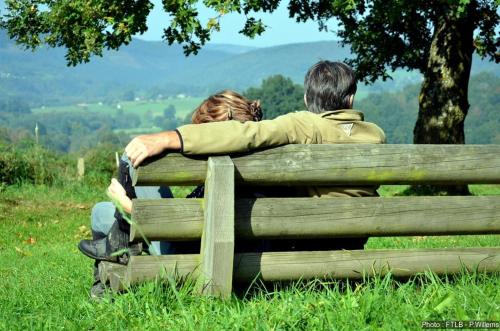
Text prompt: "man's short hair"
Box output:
[[304, 61, 357, 113]]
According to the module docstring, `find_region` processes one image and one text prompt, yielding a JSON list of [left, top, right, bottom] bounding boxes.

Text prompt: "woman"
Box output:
[[79, 90, 262, 298]]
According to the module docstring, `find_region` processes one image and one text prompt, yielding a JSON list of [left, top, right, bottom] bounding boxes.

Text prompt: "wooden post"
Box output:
[[77, 158, 85, 180], [199, 156, 235, 298], [109, 271, 129, 292], [99, 262, 127, 284], [34, 122, 39, 145]]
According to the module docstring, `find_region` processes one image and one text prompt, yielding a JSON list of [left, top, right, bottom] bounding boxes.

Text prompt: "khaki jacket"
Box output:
[[177, 109, 386, 197]]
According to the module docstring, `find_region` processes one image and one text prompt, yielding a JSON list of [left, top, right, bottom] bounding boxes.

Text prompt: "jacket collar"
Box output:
[[320, 109, 364, 121]]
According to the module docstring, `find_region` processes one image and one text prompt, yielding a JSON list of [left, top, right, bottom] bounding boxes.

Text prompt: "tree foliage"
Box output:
[[0, 110, 130, 152], [0, 97, 31, 114], [1, 0, 152, 65], [0, 100, 189, 153], [357, 72, 499, 144], [306, 0, 498, 83], [244, 75, 305, 119], [151, 104, 180, 129]]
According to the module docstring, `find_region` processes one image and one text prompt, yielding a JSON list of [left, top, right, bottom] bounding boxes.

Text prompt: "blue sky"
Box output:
[[137, 1, 339, 47]]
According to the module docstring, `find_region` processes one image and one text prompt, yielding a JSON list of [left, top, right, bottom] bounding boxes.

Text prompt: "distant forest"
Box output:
[[0, 72, 498, 153]]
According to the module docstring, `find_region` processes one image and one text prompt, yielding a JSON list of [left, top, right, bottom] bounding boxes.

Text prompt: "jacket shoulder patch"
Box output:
[[340, 123, 354, 136]]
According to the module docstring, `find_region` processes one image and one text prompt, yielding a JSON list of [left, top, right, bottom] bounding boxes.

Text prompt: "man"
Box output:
[[80, 61, 385, 260]]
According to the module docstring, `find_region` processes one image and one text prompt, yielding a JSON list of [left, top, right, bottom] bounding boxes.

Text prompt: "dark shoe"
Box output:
[[78, 221, 130, 262]]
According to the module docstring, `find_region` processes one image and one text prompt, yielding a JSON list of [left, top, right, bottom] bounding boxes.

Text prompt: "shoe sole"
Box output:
[[77, 241, 119, 263]]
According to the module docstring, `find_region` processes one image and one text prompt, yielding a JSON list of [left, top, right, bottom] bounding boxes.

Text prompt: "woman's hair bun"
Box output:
[[249, 100, 263, 121]]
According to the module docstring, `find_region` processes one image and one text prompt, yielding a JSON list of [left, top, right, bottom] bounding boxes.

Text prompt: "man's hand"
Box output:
[[125, 131, 181, 168]]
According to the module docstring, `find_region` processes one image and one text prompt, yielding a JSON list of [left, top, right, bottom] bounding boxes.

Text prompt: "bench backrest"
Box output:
[[124, 144, 500, 298]]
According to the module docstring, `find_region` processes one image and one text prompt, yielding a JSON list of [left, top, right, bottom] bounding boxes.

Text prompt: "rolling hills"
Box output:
[[0, 29, 498, 107]]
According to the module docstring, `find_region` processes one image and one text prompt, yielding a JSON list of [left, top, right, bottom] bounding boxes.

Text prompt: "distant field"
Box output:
[[31, 94, 375, 121], [32, 97, 205, 120]]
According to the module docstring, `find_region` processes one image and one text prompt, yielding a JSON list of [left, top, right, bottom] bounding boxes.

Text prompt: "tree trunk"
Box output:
[[413, 5, 475, 195]]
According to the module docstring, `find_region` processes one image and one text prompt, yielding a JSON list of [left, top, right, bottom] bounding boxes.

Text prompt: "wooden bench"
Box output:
[[100, 144, 500, 297]]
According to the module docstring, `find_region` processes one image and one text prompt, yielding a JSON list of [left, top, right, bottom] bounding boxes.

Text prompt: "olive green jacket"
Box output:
[[176, 109, 386, 197]]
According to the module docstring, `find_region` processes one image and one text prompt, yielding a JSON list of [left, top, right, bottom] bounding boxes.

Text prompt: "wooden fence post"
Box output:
[[115, 152, 120, 168], [199, 156, 235, 298], [77, 158, 85, 180], [35, 122, 39, 145]]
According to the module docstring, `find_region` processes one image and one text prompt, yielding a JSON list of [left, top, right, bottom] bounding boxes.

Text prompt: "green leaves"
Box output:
[[239, 17, 266, 38], [1, 0, 153, 65], [162, 0, 278, 55], [162, 0, 209, 55], [244, 74, 305, 119]]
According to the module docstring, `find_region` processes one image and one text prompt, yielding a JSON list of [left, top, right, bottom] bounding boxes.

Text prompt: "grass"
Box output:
[[0, 183, 499, 330]]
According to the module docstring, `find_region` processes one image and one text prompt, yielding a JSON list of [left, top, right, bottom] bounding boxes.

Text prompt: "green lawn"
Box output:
[[0, 183, 498, 330]]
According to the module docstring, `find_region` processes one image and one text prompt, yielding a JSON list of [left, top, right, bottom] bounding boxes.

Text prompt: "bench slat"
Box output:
[[233, 248, 500, 282], [106, 248, 500, 291], [130, 196, 500, 241], [133, 144, 500, 186]]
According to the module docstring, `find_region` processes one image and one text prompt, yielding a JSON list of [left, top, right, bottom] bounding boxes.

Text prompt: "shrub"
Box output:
[[0, 146, 33, 185], [0, 143, 67, 185], [81, 143, 120, 186], [0, 141, 120, 187]]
